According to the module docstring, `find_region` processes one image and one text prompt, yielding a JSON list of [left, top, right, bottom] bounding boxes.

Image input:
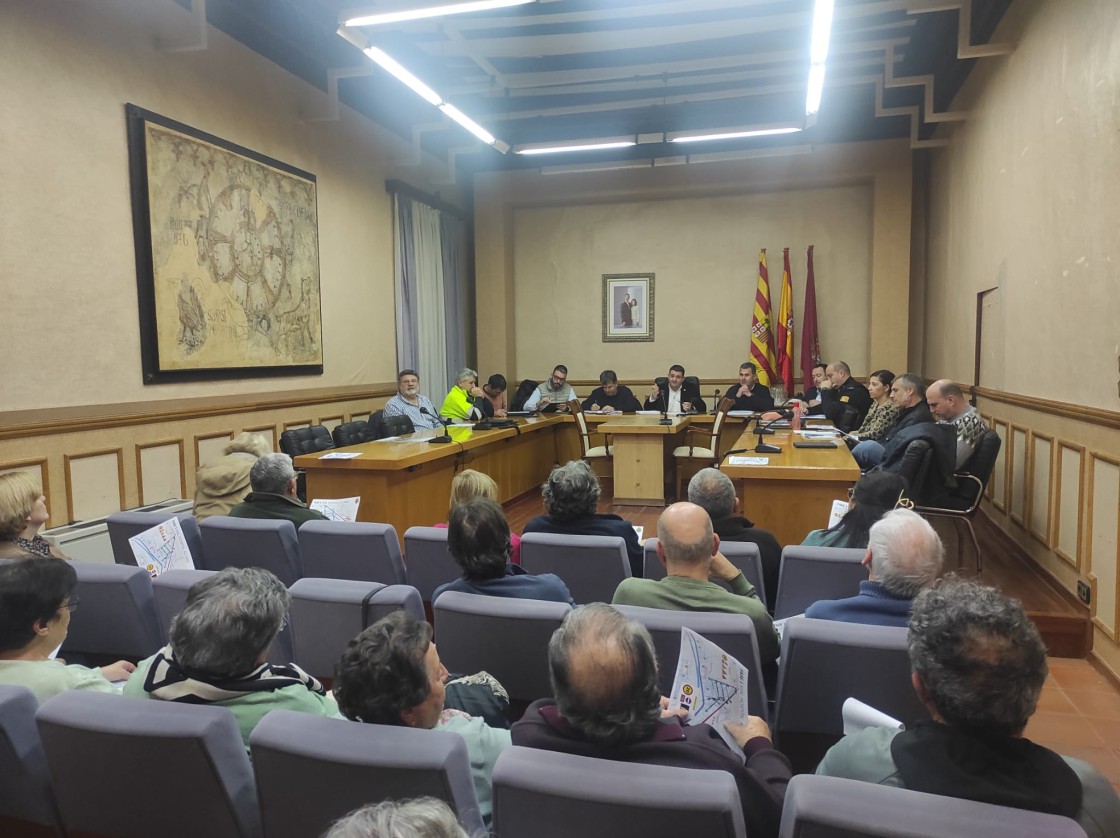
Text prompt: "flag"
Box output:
[[800, 245, 821, 390], [750, 249, 778, 386], [775, 248, 795, 394]]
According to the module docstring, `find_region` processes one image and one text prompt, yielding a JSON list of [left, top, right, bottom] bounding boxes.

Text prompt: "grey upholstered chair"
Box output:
[[199, 517, 303, 586], [107, 510, 205, 569], [0, 685, 61, 836], [36, 692, 261, 838], [61, 561, 163, 660], [151, 568, 216, 639], [297, 520, 406, 584], [250, 711, 484, 838], [642, 538, 767, 607], [491, 746, 746, 838], [519, 532, 631, 604], [402, 526, 461, 602], [772, 546, 867, 619]]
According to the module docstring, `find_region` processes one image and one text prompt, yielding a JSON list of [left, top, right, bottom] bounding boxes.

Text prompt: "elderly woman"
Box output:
[[440, 368, 485, 421], [193, 431, 271, 520], [0, 558, 135, 699], [851, 369, 899, 443], [523, 460, 643, 577], [0, 472, 65, 559], [324, 798, 468, 838], [434, 470, 520, 565], [124, 567, 336, 744], [334, 611, 511, 825], [802, 471, 909, 549]]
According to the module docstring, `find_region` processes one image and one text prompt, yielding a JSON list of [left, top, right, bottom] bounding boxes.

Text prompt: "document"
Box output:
[[827, 499, 849, 528], [309, 496, 361, 522], [320, 451, 363, 459], [842, 697, 904, 736], [797, 428, 840, 439], [129, 516, 195, 579], [727, 456, 769, 466], [632, 525, 644, 540], [667, 628, 749, 757]]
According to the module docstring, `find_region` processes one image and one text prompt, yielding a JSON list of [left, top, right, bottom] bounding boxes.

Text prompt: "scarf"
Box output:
[[9, 535, 54, 558], [142, 645, 325, 704]]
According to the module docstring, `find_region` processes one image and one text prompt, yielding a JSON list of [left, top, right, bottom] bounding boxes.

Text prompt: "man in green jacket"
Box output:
[[228, 453, 327, 528]]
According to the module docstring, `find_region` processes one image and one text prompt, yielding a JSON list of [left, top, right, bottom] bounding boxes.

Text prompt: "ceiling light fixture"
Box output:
[[363, 46, 441, 105], [668, 127, 802, 143], [805, 0, 835, 115], [516, 140, 636, 155], [439, 103, 496, 145], [344, 0, 535, 27]]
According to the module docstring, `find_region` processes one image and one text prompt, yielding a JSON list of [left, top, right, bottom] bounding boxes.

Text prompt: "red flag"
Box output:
[[800, 245, 821, 391], [775, 248, 795, 394], [750, 249, 778, 386]]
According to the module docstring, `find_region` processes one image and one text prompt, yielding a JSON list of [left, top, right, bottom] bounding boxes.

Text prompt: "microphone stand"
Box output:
[[419, 408, 454, 444], [710, 389, 721, 415], [753, 410, 793, 454]]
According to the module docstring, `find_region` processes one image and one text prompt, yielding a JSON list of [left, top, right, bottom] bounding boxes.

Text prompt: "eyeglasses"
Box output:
[[60, 595, 79, 613]]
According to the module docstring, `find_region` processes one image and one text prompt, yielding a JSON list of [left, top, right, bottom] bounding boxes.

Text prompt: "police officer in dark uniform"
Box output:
[[819, 361, 872, 433]]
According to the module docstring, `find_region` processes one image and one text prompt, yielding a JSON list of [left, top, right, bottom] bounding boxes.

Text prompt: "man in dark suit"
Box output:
[[729, 362, 776, 412], [852, 372, 933, 469], [643, 364, 706, 414]]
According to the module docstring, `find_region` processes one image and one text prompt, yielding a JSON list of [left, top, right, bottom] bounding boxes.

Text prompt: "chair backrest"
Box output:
[[642, 539, 766, 606], [958, 428, 1002, 504], [37, 692, 261, 838], [249, 711, 484, 838], [709, 395, 735, 440], [491, 746, 746, 838], [279, 425, 335, 457], [198, 517, 303, 586], [895, 439, 934, 503], [520, 532, 631, 604], [778, 774, 1089, 838], [152, 568, 217, 639], [613, 604, 767, 714], [107, 510, 204, 569], [366, 409, 386, 440], [0, 685, 60, 831], [773, 546, 867, 619], [433, 591, 571, 703], [331, 419, 369, 449], [382, 413, 415, 437], [510, 379, 539, 412], [61, 562, 163, 659], [403, 526, 460, 601], [566, 399, 593, 454], [288, 578, 423, 681], [298, 520, 407, 584]]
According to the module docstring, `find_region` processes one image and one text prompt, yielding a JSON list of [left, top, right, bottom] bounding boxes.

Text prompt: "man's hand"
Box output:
[[709, 551, 741, 582], [495, 409, 507, 418], [737, 384, 752, 398], [682, 401, 692, 412], [589, 403, 600, 411], [539, 396, 551, 406], [100, 660, 137, 682], [469, 386, 485, 398], [724, 715, 772, 747], [660, 695, 688, 720], [649, 383, 661, 398], [602, 405, 616, 413], [818, 379, 832, 390]]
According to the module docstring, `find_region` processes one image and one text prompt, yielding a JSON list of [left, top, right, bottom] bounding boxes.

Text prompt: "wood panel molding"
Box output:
[[64, 448, 125, 523], [991, 419, 1009, 513], [135, 439, 187, 505], [1054, 441, 1085, 569], [972, 386, 1120, 430], [242, 424, 278, 451], [1008, 425, 1028, 527], [1086, 451, 1120, 642], [1027, 431, 1054, 549], [194, 431, 233, 469]]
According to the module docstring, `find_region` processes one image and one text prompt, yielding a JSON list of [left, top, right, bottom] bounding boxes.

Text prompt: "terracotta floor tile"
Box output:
[[1058, 745, 1120, 783], [1085, 716, 1120, 748], [1035, 688, 1077, 715], [1050, 665, 1113, 691], [1025, 713, 1106, 748], [1047, 656, 1093, 670], [1064, 688, 1120, 720]]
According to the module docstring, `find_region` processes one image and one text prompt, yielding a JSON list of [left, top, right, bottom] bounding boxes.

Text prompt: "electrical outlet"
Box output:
[[1077, 580, 1091, 605]]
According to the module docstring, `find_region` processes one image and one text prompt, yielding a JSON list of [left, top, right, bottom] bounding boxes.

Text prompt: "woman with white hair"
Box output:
[[193, 431, 272, 520], [439, 369, 485, 421]]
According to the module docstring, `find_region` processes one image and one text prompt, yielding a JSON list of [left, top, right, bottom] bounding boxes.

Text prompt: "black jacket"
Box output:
[[582, 385, 642, 413], [728, 385, 775, 413], [712, 515, 782, 609], [821, 378, 872, 432], [643, 377, 707, 413]]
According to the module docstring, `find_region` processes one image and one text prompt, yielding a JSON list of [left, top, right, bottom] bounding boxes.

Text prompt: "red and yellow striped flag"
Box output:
[[775, 248, 795, 394], [750, 249, 778, 386]]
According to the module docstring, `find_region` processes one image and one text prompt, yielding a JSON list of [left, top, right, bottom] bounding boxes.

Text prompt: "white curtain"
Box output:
[[412, 202, 448, 395]]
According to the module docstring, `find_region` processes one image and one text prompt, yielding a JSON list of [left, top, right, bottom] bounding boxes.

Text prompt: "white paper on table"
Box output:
[[798, 428, 840, 439], [636, 410, 663, 416], [827, 499, 850, 529], [842, 697, 904, 736], [667, 628, 749, 759], [727, 410, 757, 418], [368, 435, 403, 442], [727, 456, 769, 466], [129, 516, 195, 579], [309, 496, 361, 522], [320, 452, 363, 459], [632, 525, 644, 540]]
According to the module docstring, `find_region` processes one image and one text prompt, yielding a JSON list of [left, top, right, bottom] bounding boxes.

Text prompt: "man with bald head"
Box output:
[[612, 502, 778, 664], [512, 604, 792, 838], [818, 360, 872, 432], [925, 379, 987, 469]]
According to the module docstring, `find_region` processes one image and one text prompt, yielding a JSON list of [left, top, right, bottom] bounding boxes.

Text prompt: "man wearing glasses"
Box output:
[[524, 364, 576, 412]]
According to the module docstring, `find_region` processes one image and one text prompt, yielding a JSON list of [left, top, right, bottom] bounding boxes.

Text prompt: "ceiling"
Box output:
[[181, 0, 1013, 178]]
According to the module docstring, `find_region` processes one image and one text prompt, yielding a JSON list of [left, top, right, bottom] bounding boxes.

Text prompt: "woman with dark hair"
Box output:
[[801, 471, 909, 549], [851, 369, 899, 442]]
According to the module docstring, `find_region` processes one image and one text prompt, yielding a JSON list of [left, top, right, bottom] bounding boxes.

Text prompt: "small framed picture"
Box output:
[[602, 273, 655, 342]]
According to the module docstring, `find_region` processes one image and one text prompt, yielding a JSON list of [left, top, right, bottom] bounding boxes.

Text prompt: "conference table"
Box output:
[[596, 413, 690, 505]]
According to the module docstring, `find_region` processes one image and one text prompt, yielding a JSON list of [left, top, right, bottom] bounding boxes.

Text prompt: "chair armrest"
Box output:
[[916, 474, 985, 515]]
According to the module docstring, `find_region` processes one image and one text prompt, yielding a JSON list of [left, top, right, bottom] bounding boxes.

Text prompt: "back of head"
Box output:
[[333, 611, 432, 726], [448, 469, 499, 508], [224, 432, 271, 458], [542, 460, 600, 521], [829, 471, 908, 548], [909, 577, 1047, 737], [867, 508, 944, 597], [0, 472, 40, 540], [687, 468, 736, 521], [656, 502, 715, 568], [170, 567, 290, 678], [250, 453, 296, 495], [447, 497, 511, 580], [486, 373, 507, 392], [548, 604, 660, 746], [0, 558, 77, 653], [324, 798, 467, 838]]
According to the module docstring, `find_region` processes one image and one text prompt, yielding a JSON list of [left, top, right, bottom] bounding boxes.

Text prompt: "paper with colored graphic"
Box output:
[[667, 628, 748, 755], [309, 496, 361, 522], [129, 516, 195, 579]]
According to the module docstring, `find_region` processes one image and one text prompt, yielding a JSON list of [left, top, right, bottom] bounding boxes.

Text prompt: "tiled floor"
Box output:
[[1025, 658, 1120, 796]]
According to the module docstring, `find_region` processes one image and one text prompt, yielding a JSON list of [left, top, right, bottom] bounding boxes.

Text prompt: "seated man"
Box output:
[[523, 364, 576, 411], [851, 372, 933, 470], [524, 460, 643, 578], [818, 361, 872, 433], [925, 379, 988, 469], [582, 369, 641, 413], [383, 368, 444, 430], [817, 578, 1119, 837], [513, 604, 791, 838], [802, 362, 827, 416], [804, 508, 943, 627], [228, 453, 327, 528], [687, 468, 782, 608], [729, 361, 775, 412], [644, 364, 705, 414], [125, 567, 337, 745], [612, 502, 778, 664], [434, 497, 574, 605], [480, 373, 508, 418], [440, 367, 486, 421]]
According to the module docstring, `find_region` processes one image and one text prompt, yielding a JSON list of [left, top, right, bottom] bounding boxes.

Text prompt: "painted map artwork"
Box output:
[[145, 123, 322, 371]]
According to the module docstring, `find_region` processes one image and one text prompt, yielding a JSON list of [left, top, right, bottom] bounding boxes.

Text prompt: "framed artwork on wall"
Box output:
[[125, 104, 324, 383], [602, 273, 655, 342]]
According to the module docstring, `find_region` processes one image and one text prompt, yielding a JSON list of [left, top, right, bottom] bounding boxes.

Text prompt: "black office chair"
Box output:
[[279, 425, 335, 457], [510, 379, 539, 412], [382, 414, 415, 437], [332, 420, 370, 448], [367, 409, 386, 440]]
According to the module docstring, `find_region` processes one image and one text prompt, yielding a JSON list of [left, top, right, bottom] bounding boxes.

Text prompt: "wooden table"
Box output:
[[719, 428, 861, 546], [598, 414, 691, 505]]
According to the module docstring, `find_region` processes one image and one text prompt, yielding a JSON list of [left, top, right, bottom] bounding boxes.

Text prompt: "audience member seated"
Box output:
[[480, 373, 509, 418], [817, 578, 1120, 837], [384, 368, 445, 430], [228, 453, 328, 528], [193, 431, 271, 521], [0, 558, 134, 699], [125, 567, 337, 744], [523, 365, 576, 411], [802, 471, 909, 549], [582, 369, 641, 413], [851, 373, 933, 470], [850, 369, 898, 443], [804, 509, 943, 627], [612, 502, 778, 665], [440, 368, 486, 421], [925, 379, 988, 468], [0, 472, 65, 559], [434, 498, 573, 605], [333, 611, 511, 825], [802, 363, 827, 416], [323, 798, 468, 838], [524, 460, 643, 578], [729, 361, 776, 412], [818, 361, 872, 433], [687, 467, 782, 607], [512, 604, 791, 838], [434, 470, 520, 565]]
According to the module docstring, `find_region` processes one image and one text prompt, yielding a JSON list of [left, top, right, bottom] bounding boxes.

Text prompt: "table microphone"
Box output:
[[710, 388, 721, 415], [419, 407, 453, 444], [754, 409, 793, 454]]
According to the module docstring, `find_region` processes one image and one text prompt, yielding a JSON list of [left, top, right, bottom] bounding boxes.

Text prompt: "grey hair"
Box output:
[[169, 567, 290, 678], [687, 468, 736, 521], [250, 453, 296, 495], [323, 798, 470, 838], [867, 508, 944, 598], [894, 372, 925, 397], [455, 368, 478, 387], [541, 460, 600, 521], [224, 432, 270, 458], [656, 507, 715, 567], [549, 604, 661, 747], [908, 577, 1047, 737]]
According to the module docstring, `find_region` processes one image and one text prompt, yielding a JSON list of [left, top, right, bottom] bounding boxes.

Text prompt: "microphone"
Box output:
[[710, 388, 721, 415], [754, 410, 793, 454], [419, 407, 453, 443]]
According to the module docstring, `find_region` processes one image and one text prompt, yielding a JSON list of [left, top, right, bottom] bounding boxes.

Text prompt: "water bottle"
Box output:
[[792, 400, 803, 432]]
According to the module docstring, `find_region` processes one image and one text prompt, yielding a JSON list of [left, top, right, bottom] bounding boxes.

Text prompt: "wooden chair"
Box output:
[[566, 399, 612, 481], [672, 396, 734, 500]]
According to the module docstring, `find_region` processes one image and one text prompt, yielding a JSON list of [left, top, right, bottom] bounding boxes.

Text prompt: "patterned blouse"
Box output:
[[855, 400, 899, 441]]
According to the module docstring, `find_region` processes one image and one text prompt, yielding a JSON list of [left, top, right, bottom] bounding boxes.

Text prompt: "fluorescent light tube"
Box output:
[[669, 127, 802, 143], [363, 46, 441, 105], [805, 63, 827, 115], [516, 141, 636, 155], [346, 0, 534, 27], [439, 103, 496, 144], [809, 0, 835, 65]]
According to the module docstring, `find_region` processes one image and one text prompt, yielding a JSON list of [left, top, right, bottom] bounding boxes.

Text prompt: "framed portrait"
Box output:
[[602, 273, 655, 342], [126, 104, 324, 383]]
